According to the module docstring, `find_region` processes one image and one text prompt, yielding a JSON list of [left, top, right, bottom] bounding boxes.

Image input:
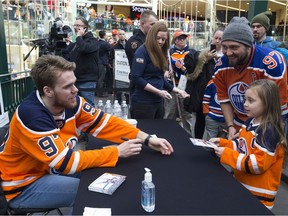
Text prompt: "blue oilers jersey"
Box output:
[[213, 45, 288, 126]]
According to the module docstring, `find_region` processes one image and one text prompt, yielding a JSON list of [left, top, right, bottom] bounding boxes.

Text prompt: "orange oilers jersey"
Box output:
[[219, 118, 285, 209], [0, 91, 140, 201], [213, 46, 288, 126]]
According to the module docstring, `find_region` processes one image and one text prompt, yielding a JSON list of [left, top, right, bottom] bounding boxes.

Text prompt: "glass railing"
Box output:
[[0, 71, 34, 120]]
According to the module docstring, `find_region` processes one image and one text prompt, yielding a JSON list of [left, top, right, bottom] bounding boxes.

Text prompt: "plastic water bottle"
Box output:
[[113, 101, 122, 118], [97, 100, 104, 111], [104, 100, 112, 114], [121, 101, 129, 120], [141, 168, 155, 212]]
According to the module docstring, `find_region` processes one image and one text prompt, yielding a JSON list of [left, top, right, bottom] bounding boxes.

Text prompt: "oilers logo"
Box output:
[[237, 137, 248, 155], [228, 82, 248, 114]]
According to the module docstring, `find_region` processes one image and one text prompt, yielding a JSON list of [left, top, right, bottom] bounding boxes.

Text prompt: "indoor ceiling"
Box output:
[[159, 0, 287, 18]]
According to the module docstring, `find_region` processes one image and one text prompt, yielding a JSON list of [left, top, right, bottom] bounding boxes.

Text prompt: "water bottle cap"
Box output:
[[144, 168, 152, 182]]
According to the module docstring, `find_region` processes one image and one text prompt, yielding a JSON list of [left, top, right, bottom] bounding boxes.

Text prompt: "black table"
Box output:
[[73, 119, 272, 215]]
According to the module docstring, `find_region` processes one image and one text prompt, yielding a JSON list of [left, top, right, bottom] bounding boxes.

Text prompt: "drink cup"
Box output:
[[125, 119, 137, 127]]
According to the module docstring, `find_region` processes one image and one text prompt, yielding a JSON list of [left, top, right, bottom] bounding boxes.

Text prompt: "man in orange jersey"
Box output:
[[0, 55, 173, 210], [213, 17, 287, 140]]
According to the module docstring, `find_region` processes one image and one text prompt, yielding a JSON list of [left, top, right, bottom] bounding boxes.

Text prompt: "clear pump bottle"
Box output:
[[141, 168, 155, 212]]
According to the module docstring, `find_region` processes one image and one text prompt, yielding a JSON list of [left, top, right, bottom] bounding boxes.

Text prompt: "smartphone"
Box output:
[[210, 44, 216, 51]]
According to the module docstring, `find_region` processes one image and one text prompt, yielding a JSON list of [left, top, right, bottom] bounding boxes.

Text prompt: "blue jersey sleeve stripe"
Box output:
[[57, 148, 73, 173], [245, 155, 252, 174], [86, 111, 104, 134]]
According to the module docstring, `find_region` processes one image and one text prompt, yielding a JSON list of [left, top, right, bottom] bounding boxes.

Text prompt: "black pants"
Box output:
[[130, 101, 164, 119], [195, 110, 205, 139]]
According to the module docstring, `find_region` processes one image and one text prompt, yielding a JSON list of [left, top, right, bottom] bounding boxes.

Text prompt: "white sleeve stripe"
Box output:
[[92, 114, 111, 137], [232, 141, 237, 150], [49, 147, 69, 168], [250, 154, 260, 174], [236, 154, 244, 171], [69, 151, 80, 174], [241, 183, 277, 196], [2, 176, 37, 187]]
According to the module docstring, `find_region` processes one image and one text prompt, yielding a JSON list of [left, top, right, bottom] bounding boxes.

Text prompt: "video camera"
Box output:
[[47, 18, 72, 56], [24, 18, 73, 61]]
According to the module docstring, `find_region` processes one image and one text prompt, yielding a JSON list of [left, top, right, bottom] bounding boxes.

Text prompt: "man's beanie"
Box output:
[[222, 17, 253, 47], [251, 11, 271, 30]]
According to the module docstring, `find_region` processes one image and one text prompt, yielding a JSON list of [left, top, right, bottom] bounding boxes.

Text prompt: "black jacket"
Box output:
[[98, 39, 112, 65], [125, 29, 146, 69], [184, 48, 216, 113], [68, 32, 99, 83]]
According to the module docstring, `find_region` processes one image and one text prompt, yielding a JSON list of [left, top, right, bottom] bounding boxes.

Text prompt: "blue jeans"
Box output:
[[9, 174, 80, 209], [76, 82, 96, 106]]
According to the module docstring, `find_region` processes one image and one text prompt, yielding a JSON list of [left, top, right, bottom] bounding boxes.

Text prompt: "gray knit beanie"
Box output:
[[222, 17, 253, 47], [251, 11, 271, 30]]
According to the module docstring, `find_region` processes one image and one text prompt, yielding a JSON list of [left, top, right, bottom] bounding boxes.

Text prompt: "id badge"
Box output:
[[178, 75, 187, 90]]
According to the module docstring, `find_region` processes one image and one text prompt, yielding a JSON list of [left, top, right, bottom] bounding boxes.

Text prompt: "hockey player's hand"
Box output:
[[117, 138, 142, 158]]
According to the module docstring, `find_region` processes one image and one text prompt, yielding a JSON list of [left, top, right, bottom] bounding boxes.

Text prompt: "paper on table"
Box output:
[[189, 138, 217, 149], [83, 207, 111, 216]]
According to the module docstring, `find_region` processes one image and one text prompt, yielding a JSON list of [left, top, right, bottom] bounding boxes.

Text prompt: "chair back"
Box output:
[[0, 125, 9, 214], [0, 178, 8, 214]]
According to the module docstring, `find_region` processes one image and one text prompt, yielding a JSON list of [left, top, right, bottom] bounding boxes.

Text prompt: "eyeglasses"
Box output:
[[74, 24, 85, 27]]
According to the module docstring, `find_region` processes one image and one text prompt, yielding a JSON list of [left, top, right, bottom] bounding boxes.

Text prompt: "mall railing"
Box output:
[[0, 71, 34, 120]]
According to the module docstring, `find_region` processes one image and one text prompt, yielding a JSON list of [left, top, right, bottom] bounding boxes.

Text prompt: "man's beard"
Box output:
[[228, 48, 249, 67], [53, 93, 77, 110]]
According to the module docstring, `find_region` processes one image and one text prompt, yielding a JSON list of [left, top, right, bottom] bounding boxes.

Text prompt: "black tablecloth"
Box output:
[[73, 119, 272, 215]]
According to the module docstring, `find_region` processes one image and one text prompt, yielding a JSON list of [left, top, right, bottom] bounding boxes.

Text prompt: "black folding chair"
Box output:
[[0, 125, 62, 215]]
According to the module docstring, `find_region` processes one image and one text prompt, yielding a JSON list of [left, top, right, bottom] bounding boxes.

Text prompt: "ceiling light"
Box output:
[[270, 0, 286, 6]]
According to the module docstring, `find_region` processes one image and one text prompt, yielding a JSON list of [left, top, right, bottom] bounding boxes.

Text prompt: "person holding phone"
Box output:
[[67, 16, 99, 142], [183, 28, 224, 138]]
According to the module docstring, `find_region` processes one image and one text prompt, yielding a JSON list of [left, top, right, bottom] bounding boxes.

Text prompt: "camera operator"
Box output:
[[66, 16, 99, 107]]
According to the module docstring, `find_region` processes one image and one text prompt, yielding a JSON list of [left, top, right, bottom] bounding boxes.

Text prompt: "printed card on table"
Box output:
[[88, 172, 126, 195], [189, 138, 217, 149]]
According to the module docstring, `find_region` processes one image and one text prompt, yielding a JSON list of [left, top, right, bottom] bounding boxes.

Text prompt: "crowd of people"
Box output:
[[0, 8, 288, 214]]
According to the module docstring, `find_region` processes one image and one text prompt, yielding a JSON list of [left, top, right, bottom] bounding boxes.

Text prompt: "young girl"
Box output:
[[210, 79, 286, 209]]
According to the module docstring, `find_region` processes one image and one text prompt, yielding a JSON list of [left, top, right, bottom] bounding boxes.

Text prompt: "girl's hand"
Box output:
[[209, 138, 220, 146], [214, 146, 225, 157]]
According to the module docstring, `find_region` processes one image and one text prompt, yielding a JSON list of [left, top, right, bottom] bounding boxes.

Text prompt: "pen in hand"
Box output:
[[121, 137, 129, 141]]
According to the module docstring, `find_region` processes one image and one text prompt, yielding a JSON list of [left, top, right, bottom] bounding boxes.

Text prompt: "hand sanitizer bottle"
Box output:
[[141, 168, 155, 212]]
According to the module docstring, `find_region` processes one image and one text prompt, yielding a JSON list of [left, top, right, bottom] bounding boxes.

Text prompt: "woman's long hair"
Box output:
[[145, 22, 169, 71]]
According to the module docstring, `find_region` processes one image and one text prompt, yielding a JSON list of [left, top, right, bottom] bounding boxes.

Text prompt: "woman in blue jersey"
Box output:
[[130, 22, 189, 119]]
